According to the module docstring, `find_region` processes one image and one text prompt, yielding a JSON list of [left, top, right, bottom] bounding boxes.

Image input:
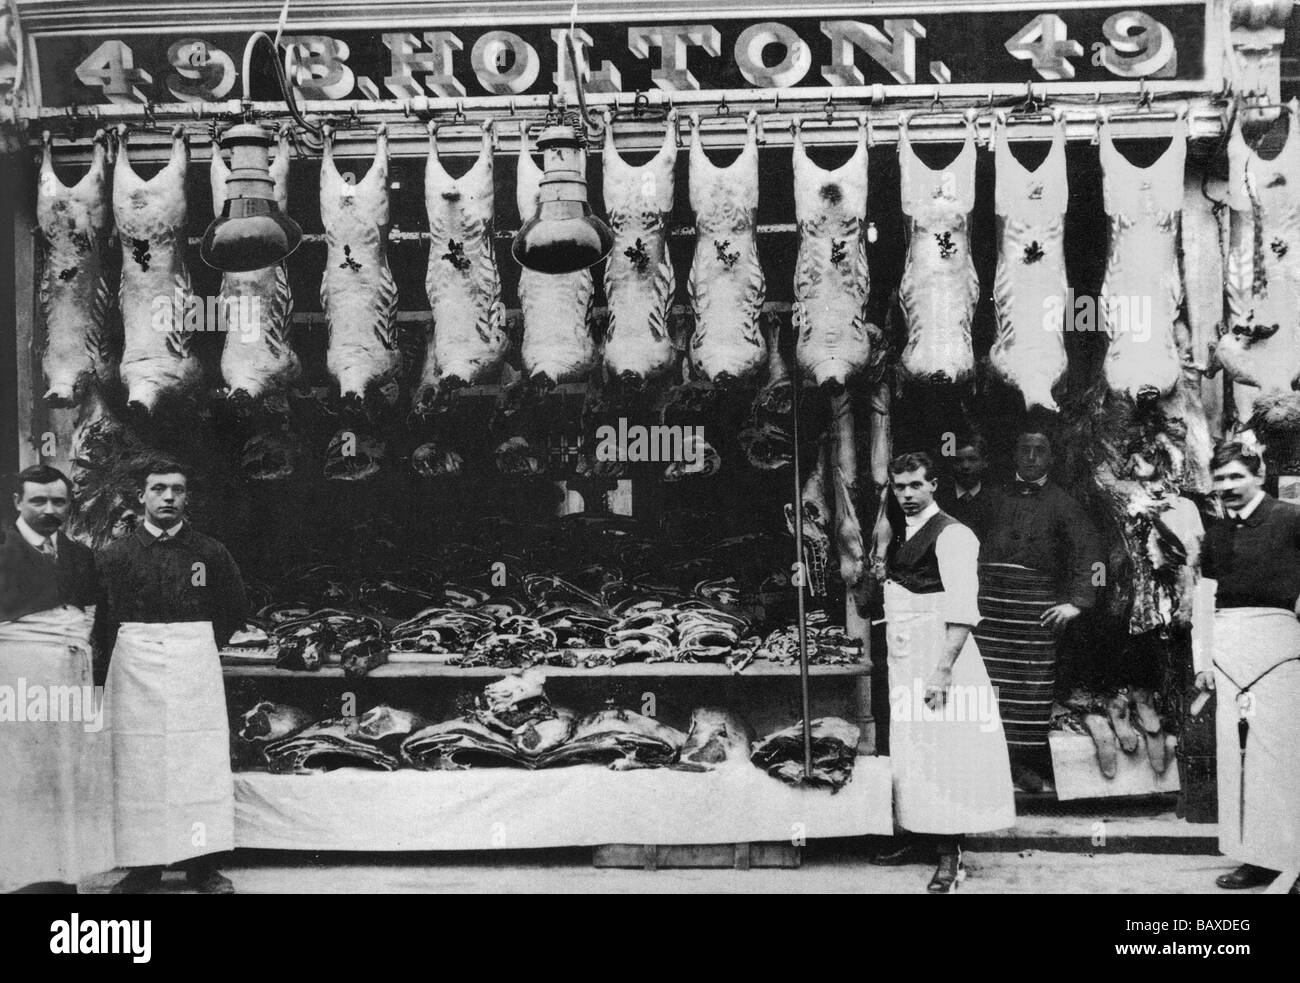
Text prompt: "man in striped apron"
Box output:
[[974, 428, 1102, 792], [1194, 442, 1300, 893], [97, 458, 248, 894]]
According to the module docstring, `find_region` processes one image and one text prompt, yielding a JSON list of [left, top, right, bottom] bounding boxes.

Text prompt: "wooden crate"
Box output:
[[593, 842, 802, 870]]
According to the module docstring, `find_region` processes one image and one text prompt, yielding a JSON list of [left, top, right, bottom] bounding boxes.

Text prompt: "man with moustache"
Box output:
[[97, 458, 248, 894], [0, 465, 113, 894], [871, 451, 1015, 892], [1194, 442, 1300, 893], [974, 425, 1102, 792]]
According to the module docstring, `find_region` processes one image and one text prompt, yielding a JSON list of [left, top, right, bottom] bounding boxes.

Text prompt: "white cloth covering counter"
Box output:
[[233, 757, 892, 851]]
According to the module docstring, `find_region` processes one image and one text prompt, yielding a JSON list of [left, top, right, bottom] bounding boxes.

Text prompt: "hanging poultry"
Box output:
[[114, 124, 202, 412], [1097, 114, 1187, 402], [320, 123, 400, 406], [990, 113, 1070, 412], [516, 126, 597, 387], [419, 119, 507, 408], [687, 110, 767, 384], [210, 124, 298, 408], [896, 113, 979, 386], [602, 108, 679, 385], [1220, 102, 1300, 433], [791, 115, 873, 389], [38, 129, 116, 407]]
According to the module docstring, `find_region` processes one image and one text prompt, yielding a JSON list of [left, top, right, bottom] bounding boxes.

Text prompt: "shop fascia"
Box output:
[[65, 8, 1187, 107]]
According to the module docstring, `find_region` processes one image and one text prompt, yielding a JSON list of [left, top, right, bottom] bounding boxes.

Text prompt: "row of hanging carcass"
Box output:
[[35, 105, 1300, 438]]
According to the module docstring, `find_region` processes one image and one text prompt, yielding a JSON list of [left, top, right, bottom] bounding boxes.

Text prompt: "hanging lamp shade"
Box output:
[[201, 122, 303, 272], [512, 122, 613, 275]]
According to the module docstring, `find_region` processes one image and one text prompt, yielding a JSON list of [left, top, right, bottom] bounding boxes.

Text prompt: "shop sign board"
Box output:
[[30, 4, 1210, 108]]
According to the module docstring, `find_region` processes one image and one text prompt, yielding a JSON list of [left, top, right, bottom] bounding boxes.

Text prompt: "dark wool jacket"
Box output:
[[0, 523, 97, 623], [95, 523, 249, 655], [1202, 494, 1300, 611]]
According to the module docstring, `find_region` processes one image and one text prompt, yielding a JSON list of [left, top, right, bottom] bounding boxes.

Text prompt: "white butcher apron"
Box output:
[[107, 621, 234, 866], [0, 607, 115, 890], [883, 581, 1016, 834], [1206, 607, 1300, 872]]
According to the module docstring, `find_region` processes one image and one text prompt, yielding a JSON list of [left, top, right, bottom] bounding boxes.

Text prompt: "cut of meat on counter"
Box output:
[[113, 124, 202, 413], [37, 128, 116, 407], [687, 110, 767, 385], [896, 114, 979, 386], [1055, 687, 1171, 779], [674, 708, 754, 771], [1097, 115, 1187, 402], [517, 129, 596, 388], [211, 124, 299, 410], [750, 717, 861, 791], [320, 123, 400, 409], [792, 114, 873, 390], [989, 113, 1069, 413], [420, 119, 507, 409], [602, 108, 679, 386]]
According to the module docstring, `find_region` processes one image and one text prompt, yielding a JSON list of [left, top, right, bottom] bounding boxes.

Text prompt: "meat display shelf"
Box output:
[[220, 660, 869, 679]]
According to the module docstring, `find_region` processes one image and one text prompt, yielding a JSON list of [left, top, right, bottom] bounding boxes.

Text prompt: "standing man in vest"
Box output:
[[974, 425, 1102, 792], [97, 458, 248, 894], [1, 465, 114, 893], [1194, 442, 1300, 893], [871, 451, 1015, 892], [935, 433, 1000, 542]]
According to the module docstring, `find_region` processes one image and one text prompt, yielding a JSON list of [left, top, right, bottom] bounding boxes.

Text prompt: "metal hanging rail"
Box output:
[[26, 83, 1230, 163]]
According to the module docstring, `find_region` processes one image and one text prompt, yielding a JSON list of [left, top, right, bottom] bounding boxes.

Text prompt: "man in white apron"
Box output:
[[1193, 442, 1300, 894], [1, 465, 114, 893], [872, 452, 1016, 892], [96, 458, 248, 894]]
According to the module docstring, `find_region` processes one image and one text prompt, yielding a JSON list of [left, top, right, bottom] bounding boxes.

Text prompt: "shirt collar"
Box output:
[[1014, 473, 1049, 487], [142, 518, 184, 540], [904, 501, 941, 531], [15, 516, 57, 556], [956, 481, 982, 499], [1231, 491, 1266, 522]]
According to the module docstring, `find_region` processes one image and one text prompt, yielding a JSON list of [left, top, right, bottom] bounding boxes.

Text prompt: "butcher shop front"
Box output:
[[2, 0, 1298, 887]]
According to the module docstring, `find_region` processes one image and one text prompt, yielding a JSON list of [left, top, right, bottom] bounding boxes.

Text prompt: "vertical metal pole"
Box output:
[[790, 370, 814, 778]]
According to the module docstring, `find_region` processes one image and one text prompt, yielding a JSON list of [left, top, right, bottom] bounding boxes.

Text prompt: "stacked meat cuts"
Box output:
[[687, 110, 767, 384], [420, 120, 507, 407], [38, 129, 115, 406], [517, 129, 596, 386], [791, 115, 873, 389], [210, 125, 299, 408], [602, 110, 679, 385], [1219, 103, 1300, 433], [896, 114, 979, 385], [990, 114, 1069, 412], [320, 123, 400, 406], [114, 125, 202, 412]]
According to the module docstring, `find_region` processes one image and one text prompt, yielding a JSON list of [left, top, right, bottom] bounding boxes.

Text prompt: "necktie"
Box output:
[[156, 530, 170, 543], [40, 537, 56, 557], [1013, 480, 1041, 497]]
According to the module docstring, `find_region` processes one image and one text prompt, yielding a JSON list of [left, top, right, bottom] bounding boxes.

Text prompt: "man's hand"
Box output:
[[1041, 602, 1082, 631], [924, 666, 954, 710], [1195, 670, 1215, 692]]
